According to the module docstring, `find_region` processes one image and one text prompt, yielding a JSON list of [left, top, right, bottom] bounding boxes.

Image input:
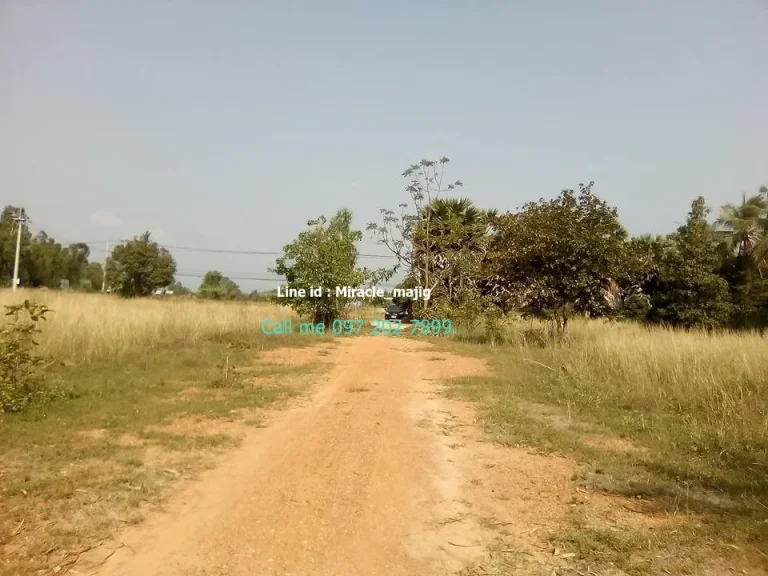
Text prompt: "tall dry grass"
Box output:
[[488, 318, 768, 464], [0, 289, 297, 363]]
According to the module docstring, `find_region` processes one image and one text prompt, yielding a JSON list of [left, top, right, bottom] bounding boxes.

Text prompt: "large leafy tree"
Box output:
[[196, 271, 242, 300], [272, 208, 386, 324], [491, 182, 628, 337], [647, 197, 733, 328], [105, 232, 176, 297]]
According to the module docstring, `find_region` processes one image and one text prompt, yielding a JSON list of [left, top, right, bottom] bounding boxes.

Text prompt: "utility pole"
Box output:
[[101, 241, 109, 292], [11, 208, 29, 292]]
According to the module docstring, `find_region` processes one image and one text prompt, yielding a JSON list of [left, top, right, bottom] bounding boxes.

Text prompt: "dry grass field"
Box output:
[[0, 290, 297, 364], [458, 318, 768, 455]]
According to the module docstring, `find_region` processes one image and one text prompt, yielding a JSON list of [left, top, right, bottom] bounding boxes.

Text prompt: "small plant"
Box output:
[[0, 300, 54, 413], [211, 340, 250, 389]]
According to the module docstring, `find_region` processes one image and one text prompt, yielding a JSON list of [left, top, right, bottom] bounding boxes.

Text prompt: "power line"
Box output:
[[175, 273, 285, 282], [16, 231, 402, 285], [75, 240, 397, 259], [173, 272, 400, 288], [176, 268, 279, 276]]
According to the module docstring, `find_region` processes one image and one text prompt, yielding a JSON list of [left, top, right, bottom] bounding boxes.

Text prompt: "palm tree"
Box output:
[[715, 190, 767, 256], [715, 186, 768, 275], [751, 186, 768, 275], [423, 198, 489, 248], [411, 197, 496, 304]]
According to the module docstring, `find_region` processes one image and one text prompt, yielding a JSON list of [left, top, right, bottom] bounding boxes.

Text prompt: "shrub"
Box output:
[[0, 300, 54, 413]]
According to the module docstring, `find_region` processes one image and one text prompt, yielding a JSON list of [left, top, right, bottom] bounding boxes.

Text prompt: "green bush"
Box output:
[[0, 300, 56, 413]]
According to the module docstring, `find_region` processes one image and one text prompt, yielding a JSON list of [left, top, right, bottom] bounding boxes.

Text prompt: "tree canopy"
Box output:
[[272, 208, 386, 324], [105, 232, 177, 298], [645, 198, 735, 328], [197, 271, 243, 300], [489, 182, 628, 336]]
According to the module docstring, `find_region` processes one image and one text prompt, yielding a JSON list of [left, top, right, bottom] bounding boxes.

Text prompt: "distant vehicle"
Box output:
[[384, 302, 411, 322]]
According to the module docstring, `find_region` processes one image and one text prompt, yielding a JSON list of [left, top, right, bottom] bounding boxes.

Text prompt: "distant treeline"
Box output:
[[361, 160, 768, 333], [0, 206, 260, 301], [3, 176, 768, 331], [0, 206, 103, 291]]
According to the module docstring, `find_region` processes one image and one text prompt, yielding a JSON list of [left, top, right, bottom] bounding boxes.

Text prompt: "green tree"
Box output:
[[272, 208, 385, 324], [367, 158, 502, 320], [607, 234, 675, 321], [715, 187, 768, 263], [83, 262, 104, 291], [714, 187, 768, 327], [63, 243, 91, 288], [491, 182, 628, 338], [413, 197, 497, 319], [167, 280, 192, 296], [647, 197, 733, 328], [419, 198, 490, 252], [196, 271, 242, 300], [23, 232, 70, 288], [105, 232, 176, 297]]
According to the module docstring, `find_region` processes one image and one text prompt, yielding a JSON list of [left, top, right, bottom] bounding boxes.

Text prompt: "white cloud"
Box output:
[[90, 211, 121, 228], [351, 181, 361, 190]]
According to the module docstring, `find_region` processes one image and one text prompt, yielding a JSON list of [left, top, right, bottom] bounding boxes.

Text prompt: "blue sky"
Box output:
[[1, 0, 766, 290]]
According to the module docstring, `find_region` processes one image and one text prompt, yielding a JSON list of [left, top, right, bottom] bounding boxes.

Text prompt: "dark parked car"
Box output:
[[384, 303, 411, 322]]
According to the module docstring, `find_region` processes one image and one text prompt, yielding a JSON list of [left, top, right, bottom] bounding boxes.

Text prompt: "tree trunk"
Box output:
[[561, 314, 568, 340]]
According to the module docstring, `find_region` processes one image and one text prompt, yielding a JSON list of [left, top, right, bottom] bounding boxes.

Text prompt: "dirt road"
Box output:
[[73, 336, 768, 576], [89, 336, 501, 576]]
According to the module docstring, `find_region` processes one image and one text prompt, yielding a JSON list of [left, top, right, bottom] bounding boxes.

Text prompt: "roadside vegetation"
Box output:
[[0, 291, 323, 575], [443, 318, 768, 574]]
